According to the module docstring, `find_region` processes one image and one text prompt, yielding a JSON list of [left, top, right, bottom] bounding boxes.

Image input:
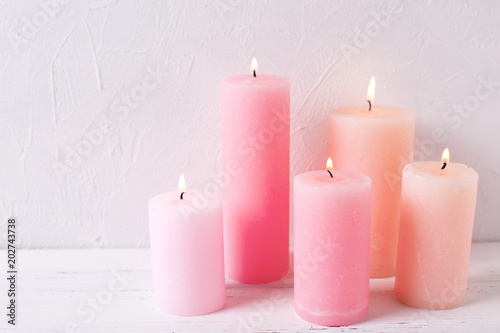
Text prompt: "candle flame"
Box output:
[[178, 173, 186, 194], [251, 57, 258, 74], [441, 148, 450, 164], [326, 157, 333, 170], [367, 76, 375, 103]]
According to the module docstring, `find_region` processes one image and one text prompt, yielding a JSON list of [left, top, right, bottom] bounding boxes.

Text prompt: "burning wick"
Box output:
[[366, 76, 375, 111], [326, 157, 334, 179], [251, 57, 258, 78], [178, 173, 186, 200], [440, 162, 447, 176], [441, 148, 449, 176]]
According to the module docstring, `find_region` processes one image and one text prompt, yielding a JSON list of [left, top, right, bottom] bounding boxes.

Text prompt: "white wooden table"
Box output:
[[3, 242, 499, 332]]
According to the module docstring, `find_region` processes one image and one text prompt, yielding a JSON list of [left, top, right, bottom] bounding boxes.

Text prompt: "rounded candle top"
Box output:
[[222, 74, 290, 88], [403, 161, 478, 181], [221, 57, 289, 87], [295, 170, 371, 189], [331, 105, 414, 121], [149, 189, 221, 214], [149, 190, 197, 210]]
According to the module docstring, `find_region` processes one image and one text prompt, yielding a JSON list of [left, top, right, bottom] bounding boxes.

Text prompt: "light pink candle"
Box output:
[[148, 174, 225, 316], [395, 149, 479, 309], [220, 59, 290, 284], [328, 77, 415, 278], [294, 160, 371, 326]]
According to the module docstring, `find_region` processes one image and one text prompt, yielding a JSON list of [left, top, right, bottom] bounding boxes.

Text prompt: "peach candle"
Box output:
[[294, 158, 371, 326], [148, 174, 225, 316], [395, 149, 479, 309], [328, 77, 415, 278], [220, 58, 290, 284]]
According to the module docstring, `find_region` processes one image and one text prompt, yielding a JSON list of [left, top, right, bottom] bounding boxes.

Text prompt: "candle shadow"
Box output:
[[461, 274, 500, 307], [220, 249, 295, 312], [363, 273, 500, 327], [363, 276, 409, 322]]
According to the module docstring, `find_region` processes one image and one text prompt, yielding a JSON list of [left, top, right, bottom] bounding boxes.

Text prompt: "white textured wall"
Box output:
[[1, 0, 499, 248]]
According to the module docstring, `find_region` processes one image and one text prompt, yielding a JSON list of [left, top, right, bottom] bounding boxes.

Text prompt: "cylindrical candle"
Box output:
[[395, 158, 478, 310], [294, 168, 371, 326], [148, 184, 225, 316], [329, 105, 414, 278], [220, 63, 290, 284]]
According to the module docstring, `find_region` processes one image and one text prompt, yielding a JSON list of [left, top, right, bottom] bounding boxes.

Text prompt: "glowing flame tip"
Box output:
[[251, 57, 258, 73], [366, 76, 375, 103], [178, 173, 186, 193], [326, 157, 333, 170], [441, 148, 450, 164]]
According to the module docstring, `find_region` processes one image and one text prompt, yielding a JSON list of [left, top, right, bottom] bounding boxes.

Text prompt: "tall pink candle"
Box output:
[[220, 59, 290, 284], [148, 175, 225, 316], [328, 78, 415, 277], [395, 149, 479, 309], [294, 161, 371, 326]]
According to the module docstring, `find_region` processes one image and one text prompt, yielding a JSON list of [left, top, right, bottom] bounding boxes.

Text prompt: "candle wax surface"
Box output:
[[329, 105, 415, 278], [395, 161, 478, 310], [294, 170, 371, 326], [148, 190, 225, 316], [221, 74, 290, 284]]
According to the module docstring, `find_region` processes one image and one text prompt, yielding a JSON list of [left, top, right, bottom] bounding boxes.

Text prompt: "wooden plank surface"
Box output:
[[1, 242, 499, 332]]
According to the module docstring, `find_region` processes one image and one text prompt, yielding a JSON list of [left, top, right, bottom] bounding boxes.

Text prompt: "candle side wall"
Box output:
[[395, 162, 479, 309]]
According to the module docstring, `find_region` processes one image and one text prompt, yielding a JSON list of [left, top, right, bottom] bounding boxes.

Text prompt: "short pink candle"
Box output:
[[294, 162, 371, 326], [328, 78, 415, 278], [148, 175, 225, 316], [395, 149, 479, 310], [220, 59, 290, 284]]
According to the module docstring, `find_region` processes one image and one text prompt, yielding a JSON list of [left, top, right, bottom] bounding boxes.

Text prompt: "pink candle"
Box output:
[[148, 174, 225, 316], [294, 159, 371, 326], [395, 149, 479, 309], [220, 59, 290, 284], [328, 77, 415, 278]]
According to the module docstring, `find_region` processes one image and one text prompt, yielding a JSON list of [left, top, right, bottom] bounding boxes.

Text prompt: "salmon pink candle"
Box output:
[[294, 158, 371, 326], [395, 149, 479, 309], [220, 58, 290, 284], [148, 174, 225, 316], [328, 77, 415, 278]]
